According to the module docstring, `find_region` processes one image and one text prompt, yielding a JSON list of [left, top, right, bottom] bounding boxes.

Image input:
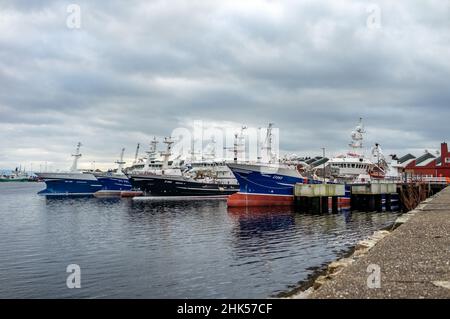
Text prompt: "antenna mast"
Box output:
[[261, 123, 275, 163], [224, 126, 247, 163], [133, 143, 140, 165], [349, 118, 365, 156], [70, 142, 82, 172], [234, 126, 247, 163], [161, 137, 174, 170], [115, 148, 126, 174], [203, 137, 216, 161], [144, 137, 159, 169]]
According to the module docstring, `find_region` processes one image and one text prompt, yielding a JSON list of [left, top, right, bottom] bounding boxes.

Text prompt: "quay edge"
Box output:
[[288, 186, 450, 299]]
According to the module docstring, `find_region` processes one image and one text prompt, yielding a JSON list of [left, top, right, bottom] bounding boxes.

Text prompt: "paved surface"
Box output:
[[312, 187, 450, 299]]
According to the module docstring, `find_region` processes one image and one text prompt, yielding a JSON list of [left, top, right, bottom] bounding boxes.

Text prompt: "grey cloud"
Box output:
[[0, 0, 449, 169]]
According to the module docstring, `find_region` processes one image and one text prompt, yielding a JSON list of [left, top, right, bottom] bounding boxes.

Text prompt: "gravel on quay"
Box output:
[[310, 187, 450, 299]]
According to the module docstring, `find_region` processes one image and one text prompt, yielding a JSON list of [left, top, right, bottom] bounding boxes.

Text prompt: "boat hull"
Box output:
[[228, 192, 295, 207], [95, 175, 132, 192], [36, 173, 103, 196], [129, 174, 239, 196], [226, 163, 310, 206], [227, 163, 307, 196]]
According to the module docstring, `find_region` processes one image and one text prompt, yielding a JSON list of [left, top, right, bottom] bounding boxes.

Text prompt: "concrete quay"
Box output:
[[302, 187, 450, 299]]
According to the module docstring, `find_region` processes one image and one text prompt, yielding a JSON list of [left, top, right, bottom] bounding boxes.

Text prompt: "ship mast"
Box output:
[[133, 143, 140, 165], [189, 138, 201, 162], [371, 143, 386, 174], [115, 148, 126, 174], [203, 137, 216, 161], [144, 137, 159, 169], [70, 142, 82, 172], [349, 118, 365, 157], [261, 123, 275, 163], [161, 137, 174, 171], [257, 127, 262, 163], [234, 126, 247, 163], [224, 126, 247, 163], [190, 138, 196, 162]]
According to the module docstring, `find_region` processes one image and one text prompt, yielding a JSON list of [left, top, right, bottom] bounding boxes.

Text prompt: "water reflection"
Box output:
[[342, 208, 352, 223], [44, 196, 123, 206], [0, 183, 401, 298], [228, 206, 295, 234]]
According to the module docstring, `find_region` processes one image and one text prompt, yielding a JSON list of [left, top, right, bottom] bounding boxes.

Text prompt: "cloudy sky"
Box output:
[[0, 0, 449, 171]]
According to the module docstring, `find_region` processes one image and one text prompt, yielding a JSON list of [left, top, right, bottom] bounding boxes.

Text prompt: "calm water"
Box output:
[[0, 183, 399, 299]]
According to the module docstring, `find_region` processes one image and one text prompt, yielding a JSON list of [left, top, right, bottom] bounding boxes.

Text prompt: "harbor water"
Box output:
[[0, 183, 400, 299]]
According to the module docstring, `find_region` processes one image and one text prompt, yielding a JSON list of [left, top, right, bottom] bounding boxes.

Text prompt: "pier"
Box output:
[[351, 183, 397, 212], [296, 186, 450, 299], [294, 184, 346, 213], [294, 181, 447, 212]]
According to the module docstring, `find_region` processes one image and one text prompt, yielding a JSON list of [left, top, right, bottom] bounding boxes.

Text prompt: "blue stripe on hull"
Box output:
[[96, 177, 132, 191], [38, 179, 103, 196]]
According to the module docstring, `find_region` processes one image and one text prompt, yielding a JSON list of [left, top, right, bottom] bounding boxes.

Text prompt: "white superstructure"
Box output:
[[36, 142, 98, 182], [326, 118, 375, 182]]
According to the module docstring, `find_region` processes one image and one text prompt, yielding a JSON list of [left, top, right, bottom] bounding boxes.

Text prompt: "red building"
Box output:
[[403, 143, 450, 178]]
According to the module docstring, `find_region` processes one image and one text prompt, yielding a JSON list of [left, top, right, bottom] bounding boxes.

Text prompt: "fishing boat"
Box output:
[[36, 143, 103, 196], [125, 138, 166, 174], [94, 148, 132, 195], [226, 124, 323, 207], [0, 167, 30, 182], [128, 137, 240, 196], [226, 162, 320, 206], [325, 118, 382, 183], [183, 136, 239, 186]]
